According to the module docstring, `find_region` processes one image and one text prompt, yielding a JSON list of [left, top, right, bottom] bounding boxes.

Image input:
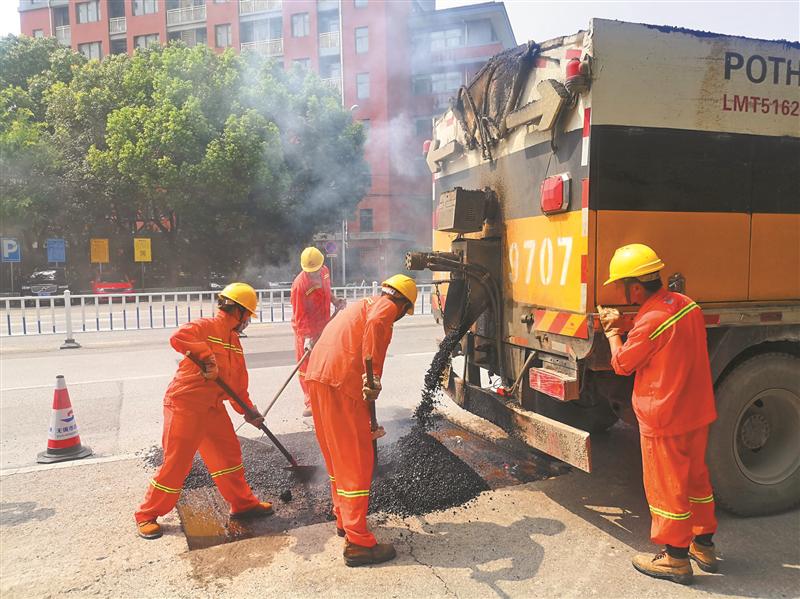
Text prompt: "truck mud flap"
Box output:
[[446, 372, 592, 473]]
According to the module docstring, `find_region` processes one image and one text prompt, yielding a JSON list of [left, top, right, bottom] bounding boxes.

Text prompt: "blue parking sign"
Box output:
[[1, 238, 21, 263], [47, 238, 66, 263]]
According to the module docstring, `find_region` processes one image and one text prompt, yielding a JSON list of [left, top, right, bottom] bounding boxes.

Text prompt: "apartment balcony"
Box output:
[[320, 77, 342, 94], [166, 4, 206, 27], [319, 31, 339, 55], [239, 0, 282, 15], [109, 17, 126, 35], [240, 38, 284, 57], [55, 25, 70, 46]]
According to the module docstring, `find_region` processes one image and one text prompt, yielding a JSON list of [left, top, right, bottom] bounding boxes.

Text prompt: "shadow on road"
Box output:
[[396, 515, 565, 599], [0, 501, 56, 527], [537, 422, 800, 597]]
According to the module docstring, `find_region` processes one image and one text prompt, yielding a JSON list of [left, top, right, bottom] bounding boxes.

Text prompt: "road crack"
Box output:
[[398, 521, 456, 598]]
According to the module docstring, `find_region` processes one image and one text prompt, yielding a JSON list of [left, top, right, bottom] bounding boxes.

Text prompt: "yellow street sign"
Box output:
[[134, 238, 152, 263], [90, 238, 109, 264]]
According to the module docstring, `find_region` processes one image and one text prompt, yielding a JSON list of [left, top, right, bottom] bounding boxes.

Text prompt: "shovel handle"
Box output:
[[186, 351, 300, 468]]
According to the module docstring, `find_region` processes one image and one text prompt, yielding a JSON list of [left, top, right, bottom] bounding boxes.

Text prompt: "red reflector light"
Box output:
[[529, 367, 579, 401], [540, 174, 571, 214], [760, 311, 782, 322], [422, 139, 432, 155]]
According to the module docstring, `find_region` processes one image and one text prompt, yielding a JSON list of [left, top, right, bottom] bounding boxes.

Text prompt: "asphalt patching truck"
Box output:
[[408, 19, 799, 516]]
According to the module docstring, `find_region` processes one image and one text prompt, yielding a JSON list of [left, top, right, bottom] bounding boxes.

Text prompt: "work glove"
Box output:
[[201, 354, 219, 380], [245, 405, 265, 429], [362, 374, 382, 402], [333, 297, 347, 311], [597, 305, 622, 339], [303, 337, 314, 352], [371, 425, 386, 441]]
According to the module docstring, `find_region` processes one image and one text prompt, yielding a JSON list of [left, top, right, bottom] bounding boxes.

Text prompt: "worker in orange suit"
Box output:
[[135, 282, 274, 539], [305, 274, 417, 567], [598, 244, 718, 584], [291, 247, 345, 417]]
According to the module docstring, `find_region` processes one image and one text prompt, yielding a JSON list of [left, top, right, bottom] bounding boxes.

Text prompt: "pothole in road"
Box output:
[[140, 419, 567, 551]]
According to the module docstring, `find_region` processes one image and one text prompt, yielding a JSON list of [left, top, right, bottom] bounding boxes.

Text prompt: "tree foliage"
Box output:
[[0, 36, 369, 284]]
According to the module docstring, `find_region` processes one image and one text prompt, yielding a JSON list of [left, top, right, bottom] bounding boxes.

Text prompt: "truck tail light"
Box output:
[[422, 139, 432, 156], [529, 366, 579, 401], [540, 173, 571, 214]]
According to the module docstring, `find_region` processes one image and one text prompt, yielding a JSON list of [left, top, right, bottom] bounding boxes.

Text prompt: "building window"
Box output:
[[293, 57, 310, 69], [359, 209, 373, 232], [430, 27, 462, 51], [412, 75, 431, 95], [32, 29, 44, 38], [431, 71, 462, 93], [356, 72, 369, 99], [291, 13, 309, 37], [354, 0, 367, 7], [355, 26, 368, 54], [215, 24, 232, 48], [132, 0, 157, 16], [134, 33, 159, 49], [76, 0, 100, 24], [466, 19, 495, 46], [78, 41, 102, 60], [415, 118, 431, 138]]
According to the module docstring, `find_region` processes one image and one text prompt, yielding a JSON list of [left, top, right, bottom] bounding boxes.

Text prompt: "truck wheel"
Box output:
[[709, 352, 800, 516]]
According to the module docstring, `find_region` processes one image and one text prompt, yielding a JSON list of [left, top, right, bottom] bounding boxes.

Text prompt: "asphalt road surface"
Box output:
[[1, 320, 798, 598]]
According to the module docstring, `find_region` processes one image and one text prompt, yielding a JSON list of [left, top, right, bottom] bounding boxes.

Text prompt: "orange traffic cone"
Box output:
[[36, 375, 93, 464]]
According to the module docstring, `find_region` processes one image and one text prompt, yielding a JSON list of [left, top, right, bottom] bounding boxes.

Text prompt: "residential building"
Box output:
[[18, 0, 515, 282]]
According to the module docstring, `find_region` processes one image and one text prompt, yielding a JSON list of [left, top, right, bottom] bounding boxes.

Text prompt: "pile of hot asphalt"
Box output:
[[140, 330, 487, 518]]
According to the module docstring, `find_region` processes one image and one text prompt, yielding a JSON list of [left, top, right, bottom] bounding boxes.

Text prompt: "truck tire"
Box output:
[[709, 352, 800, 516]]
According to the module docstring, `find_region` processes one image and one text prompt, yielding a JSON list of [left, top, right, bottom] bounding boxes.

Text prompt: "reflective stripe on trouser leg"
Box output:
[[295, 334, 311, 408], [687, 426, 717, 537], [310, 383, 343, 529], [199, 403, 260, 514], [136, 402, 205, 523], [309, 380, 375, 547], [640, 432, 694, 548]]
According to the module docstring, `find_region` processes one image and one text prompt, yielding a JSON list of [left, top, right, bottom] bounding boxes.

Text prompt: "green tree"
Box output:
[[1, 37, 370, 286]]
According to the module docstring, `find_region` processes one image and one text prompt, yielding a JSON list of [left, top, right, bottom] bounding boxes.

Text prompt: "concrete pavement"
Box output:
[[1, 321, 799, 598]]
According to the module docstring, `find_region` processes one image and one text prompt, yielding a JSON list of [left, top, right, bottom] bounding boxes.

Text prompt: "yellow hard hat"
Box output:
[[382, 274, 418, 315], [300, 247, 325, 273], [604, 243, 665, 285], [219, 282, 258, 315]]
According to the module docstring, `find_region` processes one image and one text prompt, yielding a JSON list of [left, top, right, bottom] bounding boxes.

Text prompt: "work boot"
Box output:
[[336, 526, 346, 538], [137, 519, 162, 540], [302, 408, 312, 417], [230, 501, 274, 520], [343, 540, 397, 567], [632, 551, 693, 585], [689, 540, 718, 573]]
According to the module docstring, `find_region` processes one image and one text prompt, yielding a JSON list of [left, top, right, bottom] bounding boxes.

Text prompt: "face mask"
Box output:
[[235, 315, 251, 333]]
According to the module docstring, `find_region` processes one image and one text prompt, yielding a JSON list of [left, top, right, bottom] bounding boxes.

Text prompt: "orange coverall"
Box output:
[[135, 311, 261, 523], [611, 288, 718, 548], [304, 295, 399, 547], [291, 266, 332, 408]]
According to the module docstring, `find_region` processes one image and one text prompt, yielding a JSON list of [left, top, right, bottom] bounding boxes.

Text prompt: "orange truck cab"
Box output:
[[408, 19, 799, 516]]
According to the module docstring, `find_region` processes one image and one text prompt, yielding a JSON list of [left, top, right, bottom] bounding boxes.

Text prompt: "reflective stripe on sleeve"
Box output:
[[689, 494, 714, 504], [150, 478, 181, 494], [649, 505, 692, 520], [649, 302, 700, 340], [210, 463, 244, 478]]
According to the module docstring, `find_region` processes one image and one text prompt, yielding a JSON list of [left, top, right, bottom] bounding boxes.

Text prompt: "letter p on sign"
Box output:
[[1, 238, 21, 263]]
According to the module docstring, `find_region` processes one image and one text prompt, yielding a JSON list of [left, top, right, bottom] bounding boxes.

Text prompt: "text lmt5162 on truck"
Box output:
[[408, 19, 799, 516]]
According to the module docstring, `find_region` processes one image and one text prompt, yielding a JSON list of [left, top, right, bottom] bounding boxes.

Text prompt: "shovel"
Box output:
[[364, 356, 384, 478], [185, 352, 318, 477]]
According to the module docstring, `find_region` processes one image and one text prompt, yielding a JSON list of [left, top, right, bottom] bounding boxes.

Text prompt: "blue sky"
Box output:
[[1, 1, 797, 42]]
